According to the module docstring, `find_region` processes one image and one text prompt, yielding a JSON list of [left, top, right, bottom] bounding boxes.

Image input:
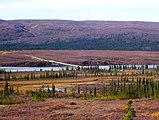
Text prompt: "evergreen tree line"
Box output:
[[2, 77, 159, 101], [1, 70, 78, 81], [26, 84, 57, 101], [0, 81, 20, 98], [72, 77, 159, 99], [1, 68, 158, 81]]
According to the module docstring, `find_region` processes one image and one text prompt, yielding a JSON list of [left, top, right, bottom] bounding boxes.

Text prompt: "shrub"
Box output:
[[123, 100, 136, 120], [0, 97, 23, 105]]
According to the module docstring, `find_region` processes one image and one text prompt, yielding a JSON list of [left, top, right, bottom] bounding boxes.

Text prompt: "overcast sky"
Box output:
[[0, 0, 159, 22]]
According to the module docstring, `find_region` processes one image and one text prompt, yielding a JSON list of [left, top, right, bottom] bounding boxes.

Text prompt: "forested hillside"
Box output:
[[0, 20, 159, 50]]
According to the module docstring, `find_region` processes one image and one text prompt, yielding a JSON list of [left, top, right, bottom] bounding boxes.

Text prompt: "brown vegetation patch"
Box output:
[[1, 97, 159, 119], [1, 50, 159, 66]]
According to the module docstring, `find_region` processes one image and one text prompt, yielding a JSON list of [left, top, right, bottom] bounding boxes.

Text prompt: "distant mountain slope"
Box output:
[[0, 20, 159, 50]]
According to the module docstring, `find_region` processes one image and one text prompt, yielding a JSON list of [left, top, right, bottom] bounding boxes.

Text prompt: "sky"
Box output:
[[0, 0, 159, 22]]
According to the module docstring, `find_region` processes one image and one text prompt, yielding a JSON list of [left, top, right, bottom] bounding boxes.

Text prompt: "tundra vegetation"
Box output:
[[0, 64, 159, 119]]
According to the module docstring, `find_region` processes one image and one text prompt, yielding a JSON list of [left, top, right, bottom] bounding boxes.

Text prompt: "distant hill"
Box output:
[[0, 20, 159, 50]]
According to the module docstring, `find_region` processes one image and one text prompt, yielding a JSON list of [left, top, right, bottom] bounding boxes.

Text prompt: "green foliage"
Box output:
[[31, 90, 45, 102], [26, 84, 60, 101], [1, 36, 159, 51], [123, 100, 136, 120], [70, 88, 75, 98], [3, 81, 9, 97], [9, 85, 14, 95], [92, 96, 118, 101], [0, 69, 6, 74], [83, 90, 87, 100], [0, 82, 22, 104], [89, 77, 159, 100], [0, 97, 23, 105], [52, 84, 55, 96], [93, 87, 97, 97], [100, 86, 106, 96], [64, 88, 67, 93], [31, 95, 44, 102], [14, 87, 20, 95], [1, 69, 80, 81]]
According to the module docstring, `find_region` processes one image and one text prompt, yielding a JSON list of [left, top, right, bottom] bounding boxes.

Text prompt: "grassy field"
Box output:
[[0, 68, 158, 91], [0, 76, 118, 91]]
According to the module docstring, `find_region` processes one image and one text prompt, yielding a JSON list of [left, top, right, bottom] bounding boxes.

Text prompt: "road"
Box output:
[[25, 55, 79, 67]]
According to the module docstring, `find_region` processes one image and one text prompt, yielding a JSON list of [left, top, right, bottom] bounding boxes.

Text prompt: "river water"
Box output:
[[0, 65, 158, 72]]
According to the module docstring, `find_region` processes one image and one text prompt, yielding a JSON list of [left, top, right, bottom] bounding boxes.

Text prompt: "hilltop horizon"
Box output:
[[1, 19, 159, 23]]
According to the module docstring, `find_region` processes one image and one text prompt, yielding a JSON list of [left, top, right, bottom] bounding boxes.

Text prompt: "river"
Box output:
[[0, 65, 158, 72]]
